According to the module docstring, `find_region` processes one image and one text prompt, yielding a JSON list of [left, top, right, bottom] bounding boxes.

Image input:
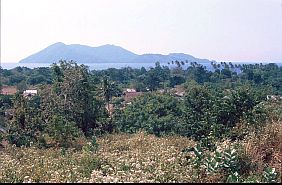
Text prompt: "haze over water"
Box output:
[[1, 62, 282, 71]]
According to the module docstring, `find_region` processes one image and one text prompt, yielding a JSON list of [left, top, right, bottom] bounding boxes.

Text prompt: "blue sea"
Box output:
[[1, 61, 282, 71]]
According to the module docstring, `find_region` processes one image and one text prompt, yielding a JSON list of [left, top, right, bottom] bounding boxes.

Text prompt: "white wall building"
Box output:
[[23, 90, 38, 96]]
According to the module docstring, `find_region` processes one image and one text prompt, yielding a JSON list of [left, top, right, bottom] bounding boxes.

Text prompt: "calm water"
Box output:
[[1, 61, 282, 71]]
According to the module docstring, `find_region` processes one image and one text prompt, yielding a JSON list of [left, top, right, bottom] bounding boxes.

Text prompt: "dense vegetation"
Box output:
[[0, 60, 281, 182]]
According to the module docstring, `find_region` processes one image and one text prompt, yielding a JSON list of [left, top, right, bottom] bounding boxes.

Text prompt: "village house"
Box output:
[[174, 91, 185, 97], [23, 89, 38, 97], [0, 86, 17, 95], [267, 95, 282, 101], [170, 85, 185, 98], [0, 126, 7, 134], [123, 88, 142, 104], [125, 88, 137, 93], [158, 89, 166, 94]]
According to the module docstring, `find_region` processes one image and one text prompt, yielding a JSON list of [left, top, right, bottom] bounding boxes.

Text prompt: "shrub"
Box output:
[[116, 93, 184, 136], [183, 85, 269, 143], [45, 115, 84, 148]]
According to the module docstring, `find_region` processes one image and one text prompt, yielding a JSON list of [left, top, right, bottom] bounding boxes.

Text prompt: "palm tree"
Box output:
[[211, 61, 217, 69]]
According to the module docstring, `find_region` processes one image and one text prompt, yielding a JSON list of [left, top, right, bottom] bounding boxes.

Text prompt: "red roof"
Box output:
[[124, 92, 143, 102]]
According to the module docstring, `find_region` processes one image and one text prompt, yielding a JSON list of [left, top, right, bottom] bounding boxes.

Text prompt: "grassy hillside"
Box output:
[[1, 120, 281, 183]]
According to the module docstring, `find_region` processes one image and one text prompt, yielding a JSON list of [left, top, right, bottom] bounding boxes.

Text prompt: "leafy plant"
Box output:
[[226, 172, 241, 183], [263, 167, 278, 183], [186, 144, 279, 183], [45, 115, 83, 148], [82, 136, 99, 153], [222, 148, 239, 173]]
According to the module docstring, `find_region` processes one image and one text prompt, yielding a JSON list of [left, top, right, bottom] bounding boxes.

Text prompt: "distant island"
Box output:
[[19, 42, 213, 64]]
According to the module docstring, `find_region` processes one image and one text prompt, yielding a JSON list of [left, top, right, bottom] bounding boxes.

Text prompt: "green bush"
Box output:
[[45, 115, 83, 148], [183, 85, 268, 142], [116, 93, 184, 136]]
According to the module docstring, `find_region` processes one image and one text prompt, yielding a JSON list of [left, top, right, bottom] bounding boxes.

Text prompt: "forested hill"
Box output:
[[19, 42, 212, 64]]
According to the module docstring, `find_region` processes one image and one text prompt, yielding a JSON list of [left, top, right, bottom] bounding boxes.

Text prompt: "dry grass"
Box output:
[[0, 122, 281, 183], [0, 132, 196, 183], [240, 120, 282, 177], [91, 132, 197, 183]]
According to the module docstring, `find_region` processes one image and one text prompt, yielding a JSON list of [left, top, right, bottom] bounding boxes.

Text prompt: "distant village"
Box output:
[[1, 85, 187, 124], [2, 84, 281, 127], [1, 84, 282, 107]]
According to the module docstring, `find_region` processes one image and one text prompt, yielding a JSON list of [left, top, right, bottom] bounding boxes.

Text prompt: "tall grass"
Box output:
[[0, 120, 281, 183]]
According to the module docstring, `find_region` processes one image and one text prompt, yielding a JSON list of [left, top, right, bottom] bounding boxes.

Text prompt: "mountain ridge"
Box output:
[[19, 42, 213, 64]]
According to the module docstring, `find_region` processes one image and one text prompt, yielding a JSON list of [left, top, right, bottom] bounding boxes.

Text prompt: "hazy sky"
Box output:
[[1, 0, 282, 63]]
